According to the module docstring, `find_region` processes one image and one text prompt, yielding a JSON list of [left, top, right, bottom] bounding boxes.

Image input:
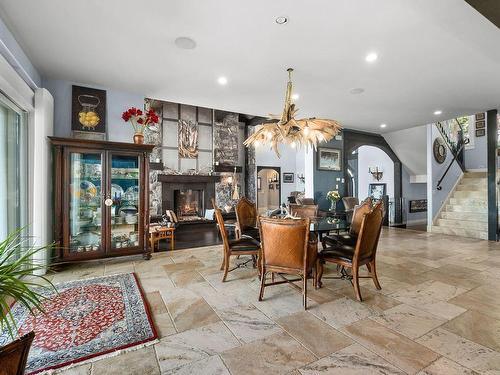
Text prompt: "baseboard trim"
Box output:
[[466, 168, 487, 172]]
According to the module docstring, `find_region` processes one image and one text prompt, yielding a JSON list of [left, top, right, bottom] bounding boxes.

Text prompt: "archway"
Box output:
[[256, 166, 281, 214]]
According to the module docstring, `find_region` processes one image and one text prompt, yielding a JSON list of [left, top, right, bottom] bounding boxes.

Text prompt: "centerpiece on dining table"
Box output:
[[326, 190, 341, 212], [121, 107, 160, 144]]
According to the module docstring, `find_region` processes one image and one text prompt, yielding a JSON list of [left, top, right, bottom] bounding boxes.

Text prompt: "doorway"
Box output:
[[256, 166, 281, 215]]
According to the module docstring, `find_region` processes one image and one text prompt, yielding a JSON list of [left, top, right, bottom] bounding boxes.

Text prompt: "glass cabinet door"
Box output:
[[109, 154, 141, 250], [67, 152, 104, 255]]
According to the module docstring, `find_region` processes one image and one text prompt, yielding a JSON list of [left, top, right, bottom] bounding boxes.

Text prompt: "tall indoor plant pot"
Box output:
[[0, 230, 54, 375]]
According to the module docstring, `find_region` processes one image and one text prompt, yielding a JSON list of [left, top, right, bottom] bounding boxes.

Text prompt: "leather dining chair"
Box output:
[[235, 197, 260, 240], [258, 217, 318, 310], [317, 201, 384, 301], [322, 199, 372, 248], [289, 204, 319, 219], [214, 208, 261, 282]]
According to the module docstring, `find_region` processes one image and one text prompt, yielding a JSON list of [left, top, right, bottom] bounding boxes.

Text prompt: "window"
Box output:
[[0, 92, 28, 241], [457, 116, 474, 150]]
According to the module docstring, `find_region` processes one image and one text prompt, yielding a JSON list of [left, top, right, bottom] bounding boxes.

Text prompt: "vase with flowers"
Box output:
[[326, 190, 341, 212], [121, 107, 159, 144]]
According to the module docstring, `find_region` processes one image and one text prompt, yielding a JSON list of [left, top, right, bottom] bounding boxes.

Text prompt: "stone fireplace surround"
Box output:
[[159, 174, 221, 220]]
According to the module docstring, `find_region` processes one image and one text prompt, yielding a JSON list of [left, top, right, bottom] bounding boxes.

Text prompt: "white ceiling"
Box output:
[[1, 0, 499, 132]]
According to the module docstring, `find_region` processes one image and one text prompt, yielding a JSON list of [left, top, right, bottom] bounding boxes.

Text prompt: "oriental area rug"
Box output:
[[0, 273, 157, 374]]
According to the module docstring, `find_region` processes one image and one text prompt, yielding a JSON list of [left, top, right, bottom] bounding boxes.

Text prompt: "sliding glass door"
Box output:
[[0, 92, 28, 241]]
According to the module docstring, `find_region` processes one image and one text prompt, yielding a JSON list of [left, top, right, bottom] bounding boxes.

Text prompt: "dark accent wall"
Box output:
[[487, 109, 498, 241], [313, 136, 345, 211]]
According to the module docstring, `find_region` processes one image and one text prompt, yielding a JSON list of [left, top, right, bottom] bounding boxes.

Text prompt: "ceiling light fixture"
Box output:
[[275, 16, 288, 24], [217, 76, 228, 85], [292, 93, 299, 100], [350, 88, 365, 95], [244, 68, 342, 157], [434, 110, 442, 115], [380, 123, 387, 128], [365, 52, 378, 63], [174, 37, 196, 50]]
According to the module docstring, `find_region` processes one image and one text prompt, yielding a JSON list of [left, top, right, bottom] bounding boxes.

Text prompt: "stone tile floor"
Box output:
[[49, 228, 500, 374]]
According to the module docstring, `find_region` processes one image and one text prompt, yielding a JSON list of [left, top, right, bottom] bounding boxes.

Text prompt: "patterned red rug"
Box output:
[[0, 273, 157, 374]]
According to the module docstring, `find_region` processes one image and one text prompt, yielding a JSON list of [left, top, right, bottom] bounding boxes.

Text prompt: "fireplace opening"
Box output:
[[174, 189, 204, 221]]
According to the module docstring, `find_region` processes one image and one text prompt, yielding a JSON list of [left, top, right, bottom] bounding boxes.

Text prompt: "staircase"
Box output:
[[431, 171, 488, 240]]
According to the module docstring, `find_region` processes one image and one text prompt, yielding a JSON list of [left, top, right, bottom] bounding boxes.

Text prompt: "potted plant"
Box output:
[[121, 107, 159, 144], [0, 230, 55, 375], [326, 190, 341, 212]]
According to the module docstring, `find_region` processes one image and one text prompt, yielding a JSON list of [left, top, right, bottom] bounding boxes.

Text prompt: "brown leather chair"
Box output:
[[235, 197, 260, 240], [322, 199, 372, 248], [289, 204, 319, 219], [342, 196, 359, 223], [258, 217, 317, 310], [0, 331, 34, 375], [214, 208, 261, 281], [296, 197, 315, 205], [317, 201, 384, 301]]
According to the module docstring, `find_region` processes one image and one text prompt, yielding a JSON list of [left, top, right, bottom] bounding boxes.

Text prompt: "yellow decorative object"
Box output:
[[244, 68, 342, 157], [78, 95, 101, 129]]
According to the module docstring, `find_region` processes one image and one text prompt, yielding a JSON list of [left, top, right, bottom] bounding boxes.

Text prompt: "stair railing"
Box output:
[[436, 118, 469, 190]]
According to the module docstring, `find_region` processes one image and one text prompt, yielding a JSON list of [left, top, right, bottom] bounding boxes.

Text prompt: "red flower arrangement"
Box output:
[[122, 107, 159, 134]]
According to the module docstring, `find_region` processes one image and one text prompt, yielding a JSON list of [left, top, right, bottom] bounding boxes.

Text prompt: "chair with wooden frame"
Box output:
[[317, 201, 384, 301], [289, 204, 319, 219], [235, 197, 260, 240], [0, 331, 34, 375], [214, 208, 261, 282], [258, 217, 317, 310], [322, 198, 372, 249]]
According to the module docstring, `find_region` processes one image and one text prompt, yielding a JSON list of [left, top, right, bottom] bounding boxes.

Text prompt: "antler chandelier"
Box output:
[[244, 68, 342, 157]]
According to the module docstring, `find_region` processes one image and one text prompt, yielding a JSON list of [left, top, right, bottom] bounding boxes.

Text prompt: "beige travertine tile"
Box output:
[[344, 319, 440, 373], [155, 321, 240, 373], [162, 355, 230, 375], [166, 296, 220, 332], [92, 346, 159, 375], [449, 285, 500, 320], [153, 312, 177, 337], [277, 311, 352, 357], [370, 303, 447, 339], [218, 304, 282, 343], [221, 331, 316, 375], [337, 285, 401, 312], [443, 310, 500, 352], [299, 343, 406, 374], [417, 328, 500, 374], [145, 291, 167, 314], [309, 297, 376, 329], [54, 364, 91, 375], [416, 357, 479, 375]]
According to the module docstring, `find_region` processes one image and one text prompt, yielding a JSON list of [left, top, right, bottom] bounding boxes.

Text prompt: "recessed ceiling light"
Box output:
[[174, 37, 196, 50], [365, 52, 378, 63], [217, 76, 228, 85], [380, 123, 387, 128], [434, 110, 442, 115], [275, 16, 288, 25], [292, 93, 299, 100], [350, 88, 365, 95]]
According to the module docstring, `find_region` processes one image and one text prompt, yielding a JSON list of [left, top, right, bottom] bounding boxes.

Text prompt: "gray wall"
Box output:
[[42, 78, 144, 142], [429, 124, 462, 219], [464, 114, 487, 170], [0, 16, 41, 87], [402, 166, 427, 224]]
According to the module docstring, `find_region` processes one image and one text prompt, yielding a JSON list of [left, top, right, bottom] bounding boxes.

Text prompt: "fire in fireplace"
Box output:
[[174, 189, 204, 219]]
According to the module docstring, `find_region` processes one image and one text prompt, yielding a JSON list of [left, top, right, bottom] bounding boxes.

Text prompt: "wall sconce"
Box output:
[[297, 173, 305, 183], [368, 167, 383, 181]]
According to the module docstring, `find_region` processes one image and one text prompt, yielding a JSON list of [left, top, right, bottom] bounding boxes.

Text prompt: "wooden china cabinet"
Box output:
[[49, 137, 154, 262]]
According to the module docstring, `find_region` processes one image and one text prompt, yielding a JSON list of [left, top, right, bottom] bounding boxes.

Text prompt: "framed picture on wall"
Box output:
[[368, 183, 386, 200], [475, 113, 485, 121], [317, 147, 342, 171], [476, 128, 485, 137], [475, 120, 485, 129], [257, 177, 262, 191], [283, 173, 294, 183], [71, 85, 107, 137]]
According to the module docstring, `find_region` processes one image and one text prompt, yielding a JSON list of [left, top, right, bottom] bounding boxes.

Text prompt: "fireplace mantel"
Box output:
[[158, 174, 221, 183]]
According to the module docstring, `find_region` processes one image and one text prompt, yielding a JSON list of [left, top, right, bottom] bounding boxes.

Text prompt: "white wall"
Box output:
[[357, 146, 394, 200], [255, 144, 299, 203], [383, 125, 427, 177]]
